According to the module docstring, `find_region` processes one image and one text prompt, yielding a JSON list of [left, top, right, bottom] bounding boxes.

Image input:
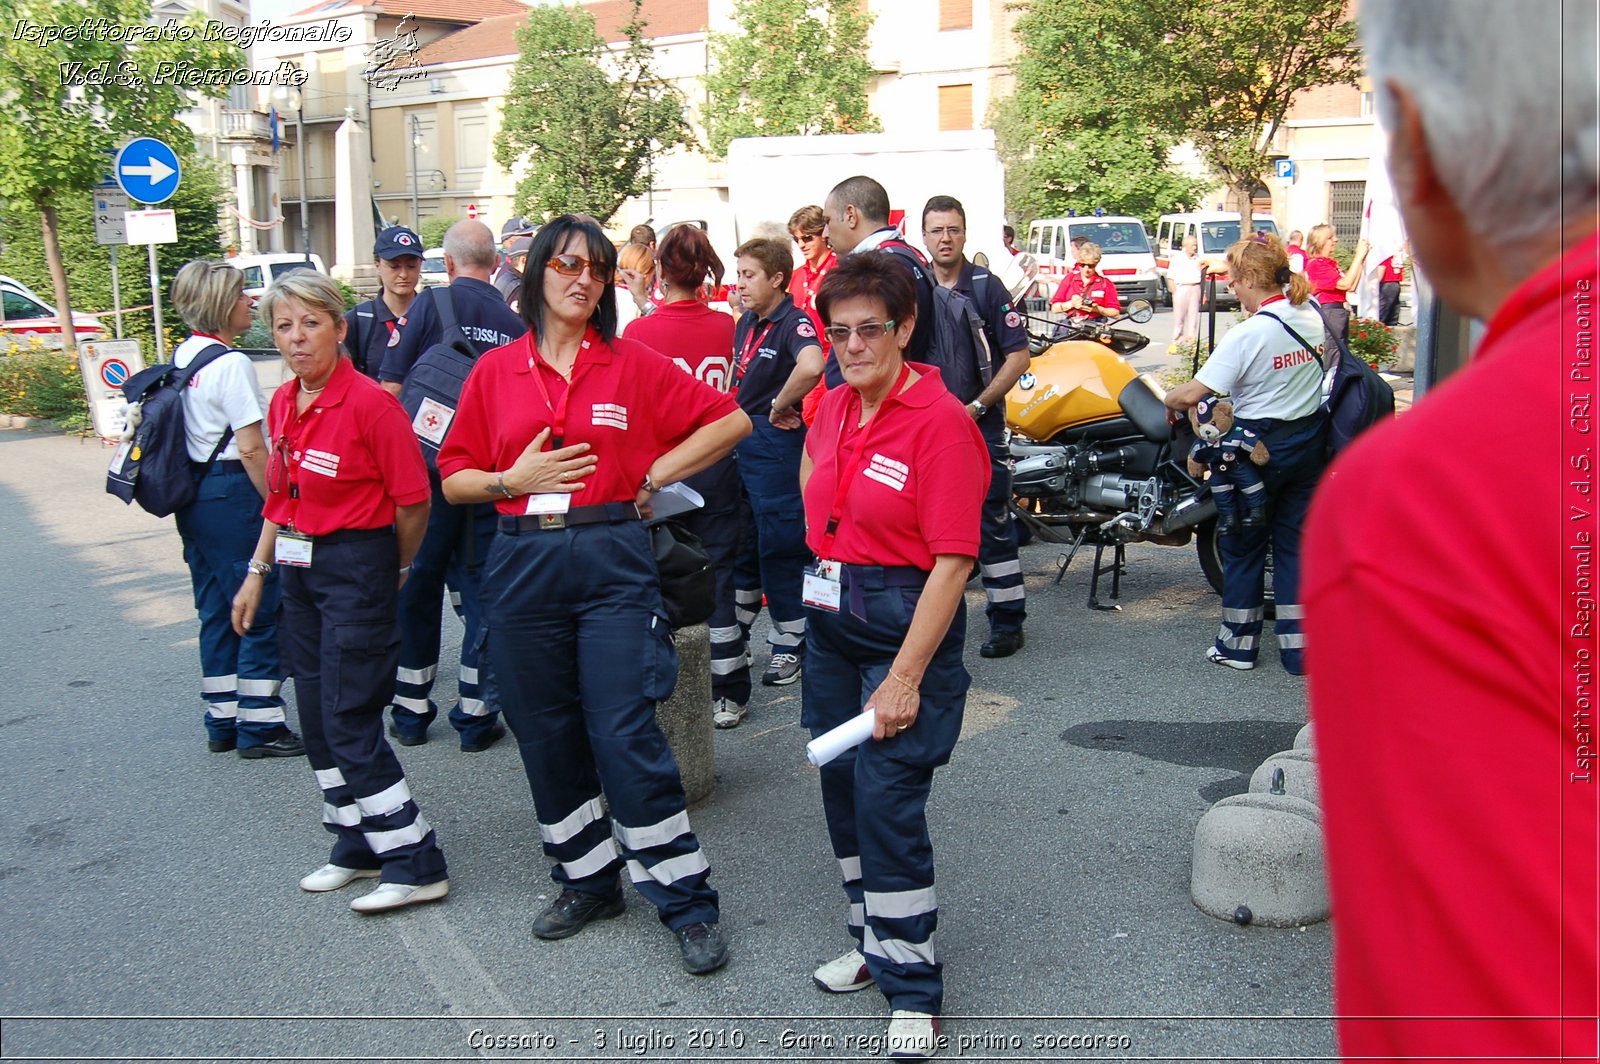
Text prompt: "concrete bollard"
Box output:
[[1393, 324, 1416, 373], [658, 623, 715, 806], [1191, 793, 1329, 927], [1249, 748, 1320, 806], [1293, 723, 1313, 751]]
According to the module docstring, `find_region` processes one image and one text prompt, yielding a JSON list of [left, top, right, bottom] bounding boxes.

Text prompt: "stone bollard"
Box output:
[[1393, 324, 1417, 373], [1191, 792, 1329, 927], [1249, 748, 1320, 806], [1293, 723, 1313, 751], [658, 623, 715, 806]]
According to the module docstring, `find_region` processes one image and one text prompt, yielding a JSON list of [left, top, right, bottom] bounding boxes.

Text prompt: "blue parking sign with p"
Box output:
[[1275, 159, 1296, 180]]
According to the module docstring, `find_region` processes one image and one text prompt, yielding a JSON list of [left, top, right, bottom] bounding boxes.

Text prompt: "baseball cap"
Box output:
[[502, 216, 536, 239], [374, 226, 423, 260], [507, 235, 533, 257]]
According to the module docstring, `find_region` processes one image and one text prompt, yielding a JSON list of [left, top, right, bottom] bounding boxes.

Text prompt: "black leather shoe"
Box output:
[[1217, 513, 1240, 535], [238, 732, 306, 759], [208, 736, 237, 754], [532, 887, 625, 940], [460, 721, 506, 753], [1241, 507, 1268, 528], [676, 921, 728, 974], [387, 722, 427, 747], [980, 630, 1025, 658]]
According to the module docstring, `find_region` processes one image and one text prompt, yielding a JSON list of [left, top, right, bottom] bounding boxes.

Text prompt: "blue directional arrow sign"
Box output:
[[114, 137, 182, 204]]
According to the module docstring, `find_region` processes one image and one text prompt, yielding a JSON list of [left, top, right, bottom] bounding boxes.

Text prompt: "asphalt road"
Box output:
[[0, 420, 1331, 1063]]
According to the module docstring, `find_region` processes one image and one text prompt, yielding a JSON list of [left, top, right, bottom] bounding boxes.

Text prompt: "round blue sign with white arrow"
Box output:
[[114, 137, 182, 204]]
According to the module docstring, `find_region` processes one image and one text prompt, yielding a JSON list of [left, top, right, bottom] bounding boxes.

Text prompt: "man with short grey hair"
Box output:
[[1303, 2, 1597, 1059]]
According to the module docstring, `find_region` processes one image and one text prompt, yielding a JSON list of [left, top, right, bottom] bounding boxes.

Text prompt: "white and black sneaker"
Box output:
[[762, 652, 802, 686], [1205, 646, 1255, 671], [712, 698, 747, 729]]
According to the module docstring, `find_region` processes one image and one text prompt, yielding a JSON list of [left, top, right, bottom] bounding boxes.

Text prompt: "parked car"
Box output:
[[0, 274, 106, 347], [1025, 215, 1161, 305], [419, 247, 448, 288], [227, 252, 328, 300]]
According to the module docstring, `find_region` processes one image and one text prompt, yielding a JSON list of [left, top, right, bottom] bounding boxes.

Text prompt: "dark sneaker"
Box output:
[[532, 887, 625, 940], [208, 735, 237, 754], [387, 722, 428, 747], [238, 732, 306, 759], [979, 630, 1025, 658], [761, 652, 801, 686], [676, 921, 728, 974], [460, 721, 506, 753]]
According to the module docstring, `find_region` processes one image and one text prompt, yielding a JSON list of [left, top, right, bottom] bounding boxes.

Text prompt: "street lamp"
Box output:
[[274, 83, 310, 263], [409, 114, 424, 228]]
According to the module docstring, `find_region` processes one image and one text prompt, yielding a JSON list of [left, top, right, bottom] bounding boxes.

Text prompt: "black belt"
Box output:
[[309, 526, 394, 545], [202, 459, 245, 474], [498, 501, 642, 533], [838, 563, 928, 589]]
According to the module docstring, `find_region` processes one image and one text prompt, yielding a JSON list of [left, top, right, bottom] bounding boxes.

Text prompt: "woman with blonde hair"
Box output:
[[616, 240, 657, 330], [1302, 223, 1368, 345], [1163, 233, 1328, 676]]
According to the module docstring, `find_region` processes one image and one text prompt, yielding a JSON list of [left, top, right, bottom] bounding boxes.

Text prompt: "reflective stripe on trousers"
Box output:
[[734, 417, 809, 655], [979, 435, 1026, 631]]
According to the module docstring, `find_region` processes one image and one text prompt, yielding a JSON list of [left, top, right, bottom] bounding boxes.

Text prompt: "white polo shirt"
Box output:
[[173, 334, 267, 462], [1195, 297, 1325, 421]]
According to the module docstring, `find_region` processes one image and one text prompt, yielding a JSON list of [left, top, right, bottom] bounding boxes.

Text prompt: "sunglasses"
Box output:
[[546, 254, 612, 283], [822, 320, 896, 345]]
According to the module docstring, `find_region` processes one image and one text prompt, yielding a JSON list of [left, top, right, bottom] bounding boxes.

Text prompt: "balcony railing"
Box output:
[[278, 176, 337, 201], [221, 109, 275, 142]]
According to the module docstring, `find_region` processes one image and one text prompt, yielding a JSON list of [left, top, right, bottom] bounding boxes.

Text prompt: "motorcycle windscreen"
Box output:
[[1005, 340, 1137, 442]]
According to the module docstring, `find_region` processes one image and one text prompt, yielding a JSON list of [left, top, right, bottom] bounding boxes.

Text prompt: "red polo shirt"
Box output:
[[263, 357, 430, 535], [1050, 268, 1122, 319], [624, 299, 736, 391], [790, 250, 837, 333], [803, 364, 989, 569], [1379, 256, 1404, 284], [437, 328, 740, 513], [1304, 256, 1346, 303]]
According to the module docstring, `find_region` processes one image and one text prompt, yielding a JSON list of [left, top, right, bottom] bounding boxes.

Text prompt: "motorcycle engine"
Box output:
[[1012, 450, 1069, 496], [1082, 474, 1157, 511]]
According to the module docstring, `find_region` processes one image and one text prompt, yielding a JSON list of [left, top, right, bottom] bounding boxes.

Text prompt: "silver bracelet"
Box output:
[[493, 472, 515, 499]]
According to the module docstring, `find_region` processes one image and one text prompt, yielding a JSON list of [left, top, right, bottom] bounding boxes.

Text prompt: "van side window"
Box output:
[[1053, 227, 1065, 261]]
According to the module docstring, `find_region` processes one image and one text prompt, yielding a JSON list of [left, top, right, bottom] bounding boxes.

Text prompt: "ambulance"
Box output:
[[1024, 215, 1160, 305]]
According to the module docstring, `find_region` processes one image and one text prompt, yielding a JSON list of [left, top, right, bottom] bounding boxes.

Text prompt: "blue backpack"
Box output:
[[1267, 306, 1396, 455], [878, 239, 994, 402], [106, 342, 234, 518], [399, 287, 481, 469]]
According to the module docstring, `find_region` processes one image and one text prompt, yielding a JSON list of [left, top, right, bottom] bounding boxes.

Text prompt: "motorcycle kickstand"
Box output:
[[1055, 528, 1091, 586], [1087, 542, 1126, 612]]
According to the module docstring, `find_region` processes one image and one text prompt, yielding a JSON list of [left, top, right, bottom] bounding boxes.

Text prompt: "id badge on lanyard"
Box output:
[[275, 530, 313, 567], [802, 560, 842, 612]]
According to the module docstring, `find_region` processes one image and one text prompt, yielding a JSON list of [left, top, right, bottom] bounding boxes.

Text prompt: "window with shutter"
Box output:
[[939, 0, 972, 31], [938, 84, 974, 130]]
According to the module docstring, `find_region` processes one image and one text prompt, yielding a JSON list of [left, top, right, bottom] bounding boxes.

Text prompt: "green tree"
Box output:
[[494, 0, 688, 224], [703, 0, 880, 160], [0, 0, 243, 349], [418, 215, 456, 250], [999, 0, 1361, 217]]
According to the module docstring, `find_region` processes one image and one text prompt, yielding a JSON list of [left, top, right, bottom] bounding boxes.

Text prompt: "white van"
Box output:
[[1025, 215, 1160, 305], [227, 252, 328, 300], [1152, 212, 1279, 305], [418, 247, 448, 289]]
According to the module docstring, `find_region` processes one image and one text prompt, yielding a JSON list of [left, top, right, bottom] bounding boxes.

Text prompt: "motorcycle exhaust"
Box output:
[[1158, 493, 1218, 534]]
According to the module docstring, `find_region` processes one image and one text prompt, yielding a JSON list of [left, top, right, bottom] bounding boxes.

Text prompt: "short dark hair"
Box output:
[[816, 252, 915, 328], [519, 214, 619, 343], [921, 195, 966, 227], [1003, 225, 1016, 241], [788, 204, 825, 237], [629, 223, 657, 246], [827, 176, 890, 225], [658, 225, 725, 290], [733, 237, 793, 291]]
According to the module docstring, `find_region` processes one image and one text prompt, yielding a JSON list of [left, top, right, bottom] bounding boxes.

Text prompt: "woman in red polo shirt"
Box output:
[[798, 253, 989, 1059], [231, 270, 447, 915], [436, 215, 750, 976], [1048, 241, 1122, 332], [1303, 224, 1369, 346], [789, 205, 836, 427]]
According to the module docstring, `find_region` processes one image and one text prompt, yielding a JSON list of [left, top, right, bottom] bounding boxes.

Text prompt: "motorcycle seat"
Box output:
[[1058, 415, 1143, 443], [1120, 374, 1176, 444]]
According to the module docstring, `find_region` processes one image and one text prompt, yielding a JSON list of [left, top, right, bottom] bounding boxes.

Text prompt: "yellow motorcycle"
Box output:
[[1006, 301, 1230, 609]]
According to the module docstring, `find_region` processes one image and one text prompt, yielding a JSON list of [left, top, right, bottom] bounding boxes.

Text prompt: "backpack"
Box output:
[[399, 287, 481, 469], [878, 239, 994, 403], [1266, 305, 1396, 456], [106, 342, 235, 518]]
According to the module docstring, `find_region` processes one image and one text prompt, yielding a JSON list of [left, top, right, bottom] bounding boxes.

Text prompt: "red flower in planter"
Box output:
[[1357, 330, 1369, 339]]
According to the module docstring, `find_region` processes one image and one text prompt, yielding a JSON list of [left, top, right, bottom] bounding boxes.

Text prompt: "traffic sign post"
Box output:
[[1274, 159, 1296, 184], [114, 138, 182, 205], [78, 339, 146, 441], [93, 188, 130, 339], [126, 209, 179, 361]]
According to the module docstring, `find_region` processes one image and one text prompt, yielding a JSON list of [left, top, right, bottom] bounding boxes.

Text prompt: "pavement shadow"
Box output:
[[1061, 717, 1303, 802]]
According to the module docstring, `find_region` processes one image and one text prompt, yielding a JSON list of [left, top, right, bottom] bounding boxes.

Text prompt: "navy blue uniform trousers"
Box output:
[[735, 417, 809, 660], [803, 565, 969, 1016], [978, 434, 1026, 635], [680, 457, 751, 707], [482, 519, 719, 930], [175, 462, 291, 748], [390, 474, 501, 745], [1213, 412, 1328, 675], [279, 529, 448, 885]]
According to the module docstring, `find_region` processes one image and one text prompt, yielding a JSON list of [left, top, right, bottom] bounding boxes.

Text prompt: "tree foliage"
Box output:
[[999, 0, 1361, 217], [0, 0, 242, 347], [494, 0, 688, 225], [703, 0, 881, 160]]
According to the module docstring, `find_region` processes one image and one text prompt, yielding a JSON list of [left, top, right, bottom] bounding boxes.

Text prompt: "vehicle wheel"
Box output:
[[1196, 519, 1276, 615]]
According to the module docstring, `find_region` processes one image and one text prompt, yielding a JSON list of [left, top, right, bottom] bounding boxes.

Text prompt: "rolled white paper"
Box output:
[[806, 709, 877, 766]]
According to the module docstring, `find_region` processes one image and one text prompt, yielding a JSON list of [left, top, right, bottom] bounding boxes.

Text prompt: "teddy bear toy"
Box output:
[[1186, 397, 1269, 534]]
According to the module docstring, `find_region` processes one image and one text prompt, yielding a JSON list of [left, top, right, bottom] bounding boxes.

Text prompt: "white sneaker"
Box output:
[[299, 864, 381, 893], [713, 698, 748, 729], [349, 878, 449, 913], [887, 1010, 941, 1059], [813, 948, 874, 993], [1205, 646, 1255, 671]]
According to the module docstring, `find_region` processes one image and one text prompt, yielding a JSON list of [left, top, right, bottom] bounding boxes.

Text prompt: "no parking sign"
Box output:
[[79, 340, 145, 440]]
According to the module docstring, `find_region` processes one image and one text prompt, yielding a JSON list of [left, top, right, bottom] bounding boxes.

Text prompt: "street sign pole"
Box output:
[[114, 139, 182, 361], [109, 246, 123, 339], [146, 240, 164, 361]]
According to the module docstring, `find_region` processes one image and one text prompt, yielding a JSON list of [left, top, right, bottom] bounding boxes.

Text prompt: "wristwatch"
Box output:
[[967, 400, 988, 418]]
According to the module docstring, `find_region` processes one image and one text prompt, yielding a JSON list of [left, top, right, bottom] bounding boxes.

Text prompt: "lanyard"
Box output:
[[734, 320, 775, 386], [526, 330, 592, 446], [819, 363, 911, 558]]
